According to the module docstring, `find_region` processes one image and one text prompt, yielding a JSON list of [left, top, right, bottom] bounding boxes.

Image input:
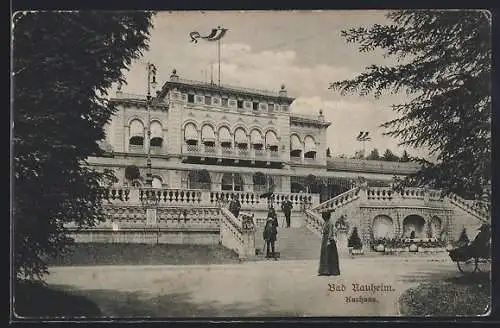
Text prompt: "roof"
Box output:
[[327, 158, 421, 175]]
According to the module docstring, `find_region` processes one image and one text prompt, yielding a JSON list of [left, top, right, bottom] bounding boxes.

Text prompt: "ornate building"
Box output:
[[91, 69, 420, 200], [81, 70, 489, 257]]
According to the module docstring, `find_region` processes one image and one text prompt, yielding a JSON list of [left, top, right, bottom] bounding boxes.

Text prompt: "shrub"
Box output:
[[347, 227, 362, 249]]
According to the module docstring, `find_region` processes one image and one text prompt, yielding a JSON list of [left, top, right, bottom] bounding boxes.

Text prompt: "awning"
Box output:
[[290, 134, 302, 151], [150, 121, 163, 139], [304, 136, 317, 153], [250, 130, 263, 145], [184, 123, 198, 142], [234, 128, 248, 144], [201, 125, 216, 142], [130, 120, 144, 137], [265, 131, 279, 147], [218, 126, 232, 143]]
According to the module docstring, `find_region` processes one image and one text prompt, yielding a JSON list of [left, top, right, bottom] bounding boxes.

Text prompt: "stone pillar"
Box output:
[[360, 208, 372, 251], [146, 207, 157, 226]]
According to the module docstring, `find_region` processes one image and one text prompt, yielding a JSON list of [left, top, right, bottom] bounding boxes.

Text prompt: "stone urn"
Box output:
[[375, 244, 385, 252], [409, 243, 418, 252]]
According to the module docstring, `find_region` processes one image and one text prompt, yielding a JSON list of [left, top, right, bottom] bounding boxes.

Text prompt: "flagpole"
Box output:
[[217, 37, 221, 87]]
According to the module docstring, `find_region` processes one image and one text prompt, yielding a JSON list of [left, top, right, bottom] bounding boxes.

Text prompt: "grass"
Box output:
[[47, 243, 240, 266], [13, 280, 102, 318], [399, 272, 491, 316]]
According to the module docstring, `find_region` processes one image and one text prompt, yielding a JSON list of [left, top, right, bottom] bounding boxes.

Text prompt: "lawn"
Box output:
[[13, 280, 102, 318], [47, 243, 240, 266], [399, 272, 491, 316]]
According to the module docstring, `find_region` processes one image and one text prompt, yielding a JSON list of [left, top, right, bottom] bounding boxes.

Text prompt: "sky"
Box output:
[[116, 10, 431, 159]]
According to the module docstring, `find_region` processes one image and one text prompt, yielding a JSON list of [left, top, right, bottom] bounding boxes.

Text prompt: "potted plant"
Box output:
[[374, 238, 385, 252], [409, 243, 418, 252], [348, 227, 363, 255]]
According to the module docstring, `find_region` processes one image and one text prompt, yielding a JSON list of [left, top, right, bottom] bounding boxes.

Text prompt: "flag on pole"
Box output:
[[190, 26, 228, 43]]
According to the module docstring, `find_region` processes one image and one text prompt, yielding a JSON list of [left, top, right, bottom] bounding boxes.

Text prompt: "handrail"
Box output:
[[447, 193, 490, 223], [311, 186, 361, 213], [304, 208, 324, 237]]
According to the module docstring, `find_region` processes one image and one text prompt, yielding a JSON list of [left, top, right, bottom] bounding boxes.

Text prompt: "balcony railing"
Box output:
[[182, 144, 283, 162]]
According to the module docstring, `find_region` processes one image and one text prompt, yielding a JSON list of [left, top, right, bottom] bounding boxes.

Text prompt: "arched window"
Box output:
[[265, 131, 279, 152], [250, 130, 263, 150], [150, 121, 163, 147], [234, 128, 248, 150], [304, 136, 317, 159], [201, 125, 216, 147], [129, 119, 144, 147], [219, 126, 232, 148], [290, 134, 302, 157], [184, 123, 198, 145], [152, 177, 163, 189], [221, 173, 243, 191]]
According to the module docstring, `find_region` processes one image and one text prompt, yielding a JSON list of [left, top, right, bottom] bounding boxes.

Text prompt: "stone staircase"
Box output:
[[255, 224, 322, 260]]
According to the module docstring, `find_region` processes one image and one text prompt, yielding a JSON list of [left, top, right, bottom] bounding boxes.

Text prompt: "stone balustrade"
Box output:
[[219, 207, 256, 259], [139, 188, 203, 205], [209, 190, 317, 210], [304, 208, 324, 237], [312, 187, 361, 213], [447, 193, 490, 222], [182, 144, 283, 162]]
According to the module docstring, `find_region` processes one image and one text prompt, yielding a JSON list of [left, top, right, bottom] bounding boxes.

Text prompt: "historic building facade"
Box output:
[[80, 70, 489, 257], [92, 69, 420, 199]]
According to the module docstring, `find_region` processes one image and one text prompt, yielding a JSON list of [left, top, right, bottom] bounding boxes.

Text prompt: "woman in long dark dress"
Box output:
[[318, 212, 340, 276]]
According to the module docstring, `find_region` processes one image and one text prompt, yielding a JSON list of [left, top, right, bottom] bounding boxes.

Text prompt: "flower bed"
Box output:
[[372, 238, 447, 252]]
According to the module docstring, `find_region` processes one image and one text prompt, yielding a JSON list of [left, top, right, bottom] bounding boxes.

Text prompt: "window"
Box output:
[[205, 96, 211, 105], [187, 94, 195, 103], [260, 103, 267, 111], [196, 95, 204, 104], [229, 99, 237, 108], [282, 105, 289, 111], [212, 97, 220, 106], [237, 100, 243, 109], [222, 98, 228, 107], [253, 102, 259, 111], [268, 103, 274, 112]]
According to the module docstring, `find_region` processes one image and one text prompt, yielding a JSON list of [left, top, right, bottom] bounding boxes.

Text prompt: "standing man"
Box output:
[[263, 215, 278, 260], [281, 197, 293, 228]]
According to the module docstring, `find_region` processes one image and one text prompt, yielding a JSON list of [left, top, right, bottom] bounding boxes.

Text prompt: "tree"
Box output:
[[13, 12, 154, 281], [330, 10, 491, 200], [348, 227, 363, 250], [382, 149, 400, 162], [400, 150, 411, 162], [125, 165, 141, 181], [366, 148, 380, 160], [326, 147, 332, 158]]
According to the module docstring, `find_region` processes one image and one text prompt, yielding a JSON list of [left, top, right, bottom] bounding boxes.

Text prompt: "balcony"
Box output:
[[182, 144, 283, 163]]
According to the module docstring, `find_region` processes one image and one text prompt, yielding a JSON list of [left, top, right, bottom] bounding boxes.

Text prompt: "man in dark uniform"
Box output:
[[281, 197, 293, 228]]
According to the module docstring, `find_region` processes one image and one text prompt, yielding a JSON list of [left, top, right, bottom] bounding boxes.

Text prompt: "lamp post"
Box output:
[[142, 62, 159, 225], [145, 62, 158, 187]]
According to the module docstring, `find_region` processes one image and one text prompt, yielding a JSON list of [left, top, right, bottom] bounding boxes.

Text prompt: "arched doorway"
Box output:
[[188, 170, 211, 190], [221, 173, 243, 191], [372, 215, 395, 240], [402, 215, 426, 239]]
